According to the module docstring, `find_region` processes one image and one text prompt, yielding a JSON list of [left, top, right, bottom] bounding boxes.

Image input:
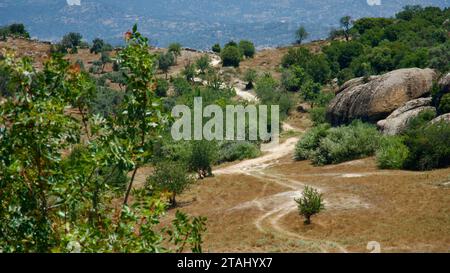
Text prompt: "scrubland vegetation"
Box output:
[[1, 4, 449, 253]]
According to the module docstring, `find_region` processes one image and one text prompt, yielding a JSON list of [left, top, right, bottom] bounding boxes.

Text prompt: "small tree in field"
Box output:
[[147, 162, 194, 207], [295, 186, 325, 225]]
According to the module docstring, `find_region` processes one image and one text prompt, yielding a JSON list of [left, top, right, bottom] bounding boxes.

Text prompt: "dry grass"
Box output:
[[165, 155, 450, 253]]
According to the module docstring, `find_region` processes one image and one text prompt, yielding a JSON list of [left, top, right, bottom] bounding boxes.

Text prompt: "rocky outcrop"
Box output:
[[377, 98, 435, 135], [438, 73, 450, 94], [430, 113, 450, 125], [326, 68, 437, 125]]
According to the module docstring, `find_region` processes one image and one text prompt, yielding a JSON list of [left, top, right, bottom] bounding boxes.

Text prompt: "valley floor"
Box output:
[[167, 139, 450, 253]]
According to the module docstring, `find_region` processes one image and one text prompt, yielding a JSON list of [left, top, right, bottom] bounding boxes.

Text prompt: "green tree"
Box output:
[[183, 62, 196, 82], [212, 43, 221, 53], [0, 27, 207, 253], [147, 162, 194, 207], [158, 52, 175, 79], [196, 55, 210, 74], [90, 38, 105, 54], [238, 40, 256, 58], [59, 32, 83, 54], [168, 43, 182, 63], [7, 23, 30, 38], [295, 26, 309, 45], [100, 51, 111, 73], [221, 44, 241, 67], [189, 140, 218, 179], [295, 186, 325, 225], [340, 16, 352, 41]]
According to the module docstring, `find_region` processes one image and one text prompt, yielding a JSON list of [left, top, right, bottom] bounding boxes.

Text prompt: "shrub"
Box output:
[[90, 86, 124, 117], [295, 121, 381, 165], [295, 186, 325, 225], [188, 140, 218, 179], [294, 124, 330, 161], [309, 107, 327, 126], [168, 43, 182, 59], [238, 40, 256, 58], [313, 121, 381, 165], [403, 121, 450, 170], [146, 161, 194, 207], [218, 141, 260, 163], [196, 55, 210, 74], [221, 45, 241, 67], [376, 136, 409, 169], [438, 93, 450, 114], [244, 69, 258, 90], [89, 64, 102, 74], [172, 77, 192, 96], [155, 78, 169, 97], [212, 43, 221, 53]]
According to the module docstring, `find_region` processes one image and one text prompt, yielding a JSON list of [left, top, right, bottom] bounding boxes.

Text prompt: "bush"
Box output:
[[295, 186, 325, 225], [238, 40, 256, 58], [196, 55, 210, 74], [155, 78, 169, 97], [90, 86, 124, 117], [221, 45, 241, 67], [376, 136, 409, 169], [294, 124, 330, 161], [309, 107, 328, 126], [438, 93, 450, 114], [314, 121, 381, 165], [403, 121, 450, 170], [218, 141, 260, 163], [295, 121, 381, 165], [188, 140, 218, 179], [212, 44, 221, 53], [146, 161, 194, 207], [172, 77, 192, 96]]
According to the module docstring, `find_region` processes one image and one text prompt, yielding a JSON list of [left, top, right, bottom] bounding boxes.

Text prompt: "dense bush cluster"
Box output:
[[221, 40, 256, 67], [296, 113, 450, 171], [295, 121, 381, 165]]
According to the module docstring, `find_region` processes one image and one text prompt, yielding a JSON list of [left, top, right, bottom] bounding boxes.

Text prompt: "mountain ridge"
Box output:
[[0, 0, 448, 49]]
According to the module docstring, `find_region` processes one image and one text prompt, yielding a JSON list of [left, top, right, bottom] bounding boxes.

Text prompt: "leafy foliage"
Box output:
[[218, 141, 260, 163], [0, 25, 206, 253], [147, 161, 194, 207], [295, 121, 381, 165], [295, 26, 309, 44], [212, 43, 221, 53], [376, 136, 409, 169], [402, 120, 450, 170], [221, 44, 241, 67], [238, 40, 256, 58], [295, 186, 325, 225]]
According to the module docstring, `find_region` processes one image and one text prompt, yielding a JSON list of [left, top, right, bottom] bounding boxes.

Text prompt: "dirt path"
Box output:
[[216, 137, 358, 253]]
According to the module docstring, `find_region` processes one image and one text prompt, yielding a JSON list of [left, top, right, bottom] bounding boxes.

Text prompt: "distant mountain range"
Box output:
[[0, 0, 448, 49]]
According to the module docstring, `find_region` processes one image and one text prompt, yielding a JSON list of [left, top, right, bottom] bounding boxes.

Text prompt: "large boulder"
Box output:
[[377, 98, 435, 135], [326, 68, 437, 125], [438, 72, 450, 94]]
